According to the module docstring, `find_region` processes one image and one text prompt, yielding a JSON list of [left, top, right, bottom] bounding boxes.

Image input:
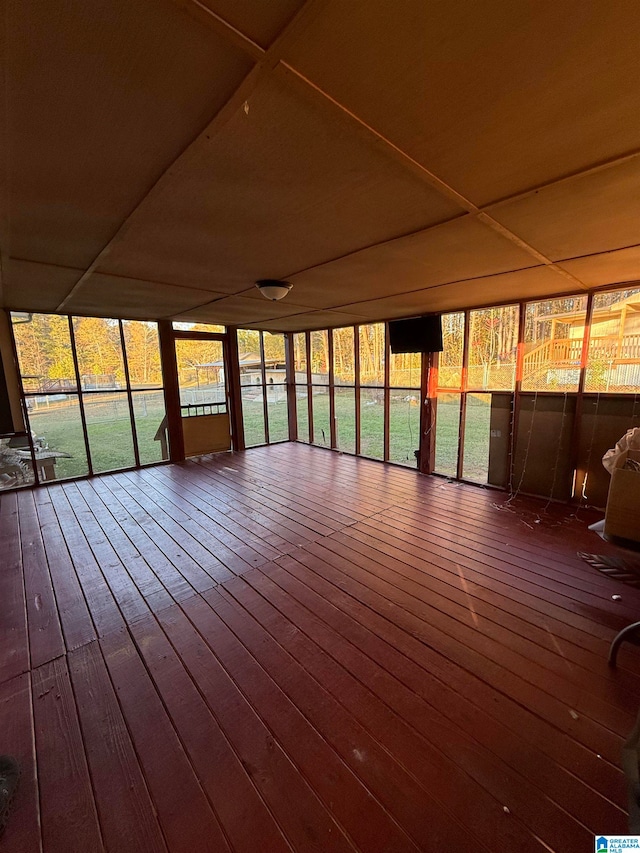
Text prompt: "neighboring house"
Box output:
[[568, 291, 640, 347], [235, 352, 286, 385], [524, 293, 640, 390], [180, 353, 287, 406]]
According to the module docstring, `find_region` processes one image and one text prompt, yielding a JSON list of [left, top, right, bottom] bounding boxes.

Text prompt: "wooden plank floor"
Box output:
[[1, 443, 639, 852]]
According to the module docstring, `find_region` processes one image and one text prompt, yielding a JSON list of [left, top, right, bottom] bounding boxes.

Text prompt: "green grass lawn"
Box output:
[[27, 392, 167, 478], [26, 389, 492, 483], [249, 390, 491, 478], [434, 393, 490, 482]]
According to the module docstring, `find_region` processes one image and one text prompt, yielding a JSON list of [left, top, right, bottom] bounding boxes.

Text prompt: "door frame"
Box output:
[[159, 323, 244, 461]]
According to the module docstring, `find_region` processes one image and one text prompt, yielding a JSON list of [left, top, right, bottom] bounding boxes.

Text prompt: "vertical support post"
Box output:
[[383, 323, 390, 461], [5, 311, 39, 484], [225, 327, 245, 452], [285, 332, 297, 442], [68, 316, 94, 477], [571, 292, 594, 501], [508, 302, 526, 492], [306, 331, 314, 444], [419, 350, 438, 474], [328, 329, 337, 448], [0, 310, 25, 433], [158, 320, 185, 462], [259, 332, 269, 444], [119, 320, 141, 468], [354, 326, 361, 457], [456, 310, 470, 480]]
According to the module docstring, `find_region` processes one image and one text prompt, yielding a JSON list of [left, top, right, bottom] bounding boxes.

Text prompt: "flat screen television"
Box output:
[[388, 315, 443, 354]]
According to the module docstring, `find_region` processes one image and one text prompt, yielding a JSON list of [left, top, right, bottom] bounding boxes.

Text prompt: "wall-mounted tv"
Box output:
[[388, 315, 443, 354]]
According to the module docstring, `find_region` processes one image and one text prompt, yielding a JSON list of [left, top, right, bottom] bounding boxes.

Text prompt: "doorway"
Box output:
[[174, 336, 231, 457]]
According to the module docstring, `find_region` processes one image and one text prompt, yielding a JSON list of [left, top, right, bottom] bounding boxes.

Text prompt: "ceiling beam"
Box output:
[[278, 63, 477, 215], [55, 66, 266, 312], [276, 63, 589, 292], [486, 149, 640, 211], [52, 0, 637, 320], [9, 254, 234, 292], [169, 0, 266, 61], [173, 241, 640, 326], [55, 0, 330, 313], [171, 0, 640, 217]]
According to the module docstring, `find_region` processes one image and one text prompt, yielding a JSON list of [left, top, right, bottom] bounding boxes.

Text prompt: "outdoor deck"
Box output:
[[1, 443, 639, 852]]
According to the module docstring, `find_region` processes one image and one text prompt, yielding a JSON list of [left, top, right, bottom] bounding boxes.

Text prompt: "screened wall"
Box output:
[[6, 313, 167, 488], [2, 283, 639, 506], [238, 330, 288, 448], [291, 284, 640, 506], [292, 323, 422, 468]]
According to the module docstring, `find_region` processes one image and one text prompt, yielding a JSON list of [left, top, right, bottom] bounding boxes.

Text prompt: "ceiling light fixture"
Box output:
[[255, 279, 293, 301]]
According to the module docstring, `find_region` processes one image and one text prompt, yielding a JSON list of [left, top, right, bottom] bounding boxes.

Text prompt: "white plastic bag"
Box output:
[[603, 427, 640, 474]]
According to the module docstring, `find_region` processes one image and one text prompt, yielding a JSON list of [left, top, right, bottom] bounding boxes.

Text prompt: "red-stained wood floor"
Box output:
[[1, 443, 639, 852]]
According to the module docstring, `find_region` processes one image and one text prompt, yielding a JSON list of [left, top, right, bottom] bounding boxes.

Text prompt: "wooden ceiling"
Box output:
[[2, 0, 640, 330]]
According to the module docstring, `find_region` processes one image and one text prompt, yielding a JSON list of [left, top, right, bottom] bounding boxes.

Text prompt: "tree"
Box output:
[[310, 330, 329, 376], [12, 314, 50, 390], [262, 333, 285, 364], [332, 327, 355, 384], [12, 313, 75, 389], [45, 315, 75, 382], [122, 322, 163, 386], [359, 324, 384, 384], [73, 317, 123, 385], [237, 329, 261, 359]]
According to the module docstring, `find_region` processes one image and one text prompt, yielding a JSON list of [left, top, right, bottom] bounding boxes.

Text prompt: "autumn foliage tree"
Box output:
[[13, 315, 164, 391], [122, 322, 163, 386]]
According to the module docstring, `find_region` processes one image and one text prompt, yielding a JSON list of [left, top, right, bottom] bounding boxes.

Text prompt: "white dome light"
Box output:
[[255, 279, 293, 301]]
